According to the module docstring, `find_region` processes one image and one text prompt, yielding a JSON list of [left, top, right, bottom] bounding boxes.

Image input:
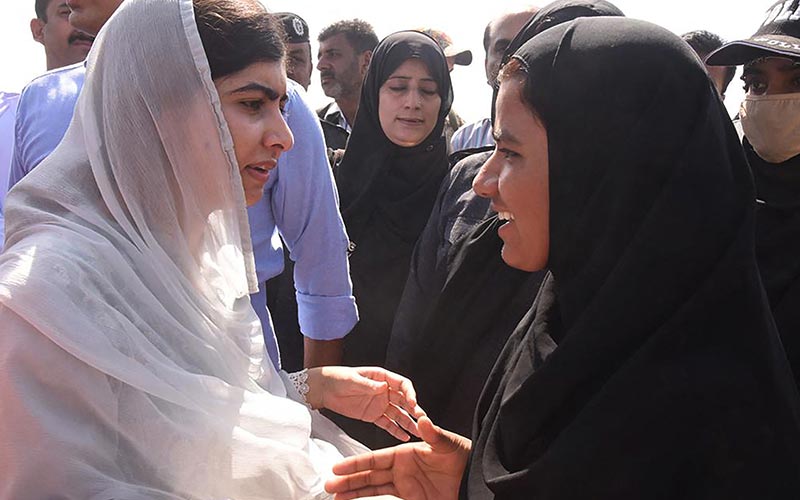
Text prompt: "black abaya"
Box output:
[[463, 17, 800, 499]]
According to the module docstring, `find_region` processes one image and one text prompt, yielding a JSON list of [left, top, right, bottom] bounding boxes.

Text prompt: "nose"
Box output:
[[316, 55, 329, 72], [473, 149, 500, 198], [404, 89, 422, 109], [265, 113, 294, 153]]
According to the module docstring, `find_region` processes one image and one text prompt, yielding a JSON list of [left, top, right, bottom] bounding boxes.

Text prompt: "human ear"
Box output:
[[30, 18, 46, 44], [360, 50, 373, 76]]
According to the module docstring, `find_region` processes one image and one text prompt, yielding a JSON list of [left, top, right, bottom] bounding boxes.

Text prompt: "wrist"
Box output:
[[304, 367, 325, 410]]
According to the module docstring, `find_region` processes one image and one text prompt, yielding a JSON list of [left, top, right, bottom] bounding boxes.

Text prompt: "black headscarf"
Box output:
[[387, 1, 624, 439], [336, 30, 453, 251], [330, 31, 452, 446], [463, 17, 800, 499], [490, 0, 625, 124], [747, 141, 800, 389]]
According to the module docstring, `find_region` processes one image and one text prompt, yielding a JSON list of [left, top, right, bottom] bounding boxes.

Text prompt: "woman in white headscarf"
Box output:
[[0, 0, 422, 498]]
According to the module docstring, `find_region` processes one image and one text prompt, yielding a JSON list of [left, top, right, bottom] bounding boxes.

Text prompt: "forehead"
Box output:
[[490, 12, 532, 44], [496, 76, 526, 112], [288, 42, 311, 55], [386, 58, 434, 80], [746, 57, 800, 72], [216, 60, 287, 92], [320, 33, 355, 52]]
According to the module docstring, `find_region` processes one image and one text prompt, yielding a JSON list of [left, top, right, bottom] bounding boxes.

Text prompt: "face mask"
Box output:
[[740, 93, 800, 164]]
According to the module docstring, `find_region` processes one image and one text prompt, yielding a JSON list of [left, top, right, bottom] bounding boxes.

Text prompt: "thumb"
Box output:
[[418, 416, 462, 453]]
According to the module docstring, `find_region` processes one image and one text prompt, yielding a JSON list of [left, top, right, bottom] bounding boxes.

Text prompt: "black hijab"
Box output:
[[747, 140, 800, 389], [464, 17, 800, 499], [336, 30, 453, 250], [335, 31, 452, 359], [389, 0, 624, 439], [490, 0, 625, 124]]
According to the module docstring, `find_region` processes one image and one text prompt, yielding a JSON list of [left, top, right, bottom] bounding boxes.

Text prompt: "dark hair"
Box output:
[[318, 19, 378, 54], [498, 57, 545, 125], [194, 0, 286, 80], [682, 29, 736, 91], [35, 0, 50, 21]]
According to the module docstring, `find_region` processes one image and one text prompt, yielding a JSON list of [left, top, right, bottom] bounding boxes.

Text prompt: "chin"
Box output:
[[501, 246, 547, 272], [244, 192, 263, 207]]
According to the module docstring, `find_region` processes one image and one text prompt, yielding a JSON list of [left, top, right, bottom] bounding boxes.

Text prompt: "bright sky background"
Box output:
[[0, 0, 770, 122]]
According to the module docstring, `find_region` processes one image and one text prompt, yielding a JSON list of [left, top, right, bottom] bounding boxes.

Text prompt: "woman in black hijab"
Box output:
[[332, 30, 452, 445], [386, 0, 624, 440], [326, 17, 800, 499]]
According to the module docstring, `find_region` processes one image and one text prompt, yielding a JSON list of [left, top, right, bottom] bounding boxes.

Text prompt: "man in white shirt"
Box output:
[[450, 7, 538, 153]]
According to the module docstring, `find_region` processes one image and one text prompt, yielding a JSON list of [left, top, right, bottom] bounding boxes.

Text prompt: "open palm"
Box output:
[[325, 417, 472, 500]]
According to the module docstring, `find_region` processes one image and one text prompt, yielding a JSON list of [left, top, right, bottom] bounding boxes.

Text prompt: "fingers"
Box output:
[[377, 413, 414, 441], [355, 367, 426, 420], [384, 402, 420, 439], [332, 484, 399, 500], [332, 449, 396, 475], [325, 468, 395, 494], [388, 386, 426, 419]]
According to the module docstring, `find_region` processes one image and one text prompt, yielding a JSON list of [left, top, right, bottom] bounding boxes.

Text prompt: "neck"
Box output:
[[336, 95, 360, 126]]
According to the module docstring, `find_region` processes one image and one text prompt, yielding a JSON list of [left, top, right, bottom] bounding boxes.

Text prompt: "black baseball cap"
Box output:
[[276, 12, 310, 44], [707, 1, 800, 66]]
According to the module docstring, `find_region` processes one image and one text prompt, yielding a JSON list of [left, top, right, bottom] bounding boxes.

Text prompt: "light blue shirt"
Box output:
[[0, 92, 20, 250], [8, 62, 86, 191], [7, 65, 357, 370], [450, 117, 495, 153], [247, 82, 357, 368]]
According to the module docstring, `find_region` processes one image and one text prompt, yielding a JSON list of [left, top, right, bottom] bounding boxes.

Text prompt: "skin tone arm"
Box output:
[[325, 416, 472, 500], [304, 337, 344, 367]]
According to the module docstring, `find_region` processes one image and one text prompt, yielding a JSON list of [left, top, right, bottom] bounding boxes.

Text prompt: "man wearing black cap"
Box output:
[[276, 12, 313, 90], [707, 0, 800, 391]]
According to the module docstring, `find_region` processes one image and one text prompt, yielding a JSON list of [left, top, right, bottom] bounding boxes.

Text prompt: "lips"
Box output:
[[397, 117, 424, 126], [69, 31, 95, 47], [244, 161, 277, 184]]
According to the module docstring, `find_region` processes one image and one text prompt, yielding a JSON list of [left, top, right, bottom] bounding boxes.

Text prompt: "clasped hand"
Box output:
[[305, 366, 425, 442]]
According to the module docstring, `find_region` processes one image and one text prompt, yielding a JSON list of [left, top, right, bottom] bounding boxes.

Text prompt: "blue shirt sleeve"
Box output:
[[7, 102, 28, 192], [271, 82, 358, 340]]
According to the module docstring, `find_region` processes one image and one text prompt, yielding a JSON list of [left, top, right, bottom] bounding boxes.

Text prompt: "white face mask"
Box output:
[[740, 92, 800, 164]]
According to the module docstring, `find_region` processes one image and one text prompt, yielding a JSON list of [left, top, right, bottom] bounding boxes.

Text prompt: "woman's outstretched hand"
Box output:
[[306, 366, 425, 441], [324, 416, 472, 500]]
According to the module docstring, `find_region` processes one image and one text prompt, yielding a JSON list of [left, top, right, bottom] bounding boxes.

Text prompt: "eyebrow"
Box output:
[[744, 64, 800, 75], [492, 128, 522, 145], [229, 83, 281, 101], [385, 75, 437, 83]]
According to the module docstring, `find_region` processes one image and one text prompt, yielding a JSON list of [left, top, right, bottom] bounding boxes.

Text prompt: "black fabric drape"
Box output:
[[463, 17, 800, 499], [331, 31, 452, 446], [490, 0, 625, 124], [748, 140, 800, 390], [335, 31, 453, 370], [402, 217, 544, 437], [386, 0, 625, 440]]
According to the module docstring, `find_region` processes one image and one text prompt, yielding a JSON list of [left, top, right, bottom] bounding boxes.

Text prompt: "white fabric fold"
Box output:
[[0, 0, 366, 498]]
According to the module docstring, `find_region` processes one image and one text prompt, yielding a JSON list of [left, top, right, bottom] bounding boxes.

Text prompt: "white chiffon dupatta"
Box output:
[[0, 0, 365, 498]]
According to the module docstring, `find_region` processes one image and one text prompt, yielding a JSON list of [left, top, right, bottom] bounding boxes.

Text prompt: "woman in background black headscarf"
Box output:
[[326, 17, 800, 499], [332, 30, 452, 446], [386, 0, 624, 440]]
